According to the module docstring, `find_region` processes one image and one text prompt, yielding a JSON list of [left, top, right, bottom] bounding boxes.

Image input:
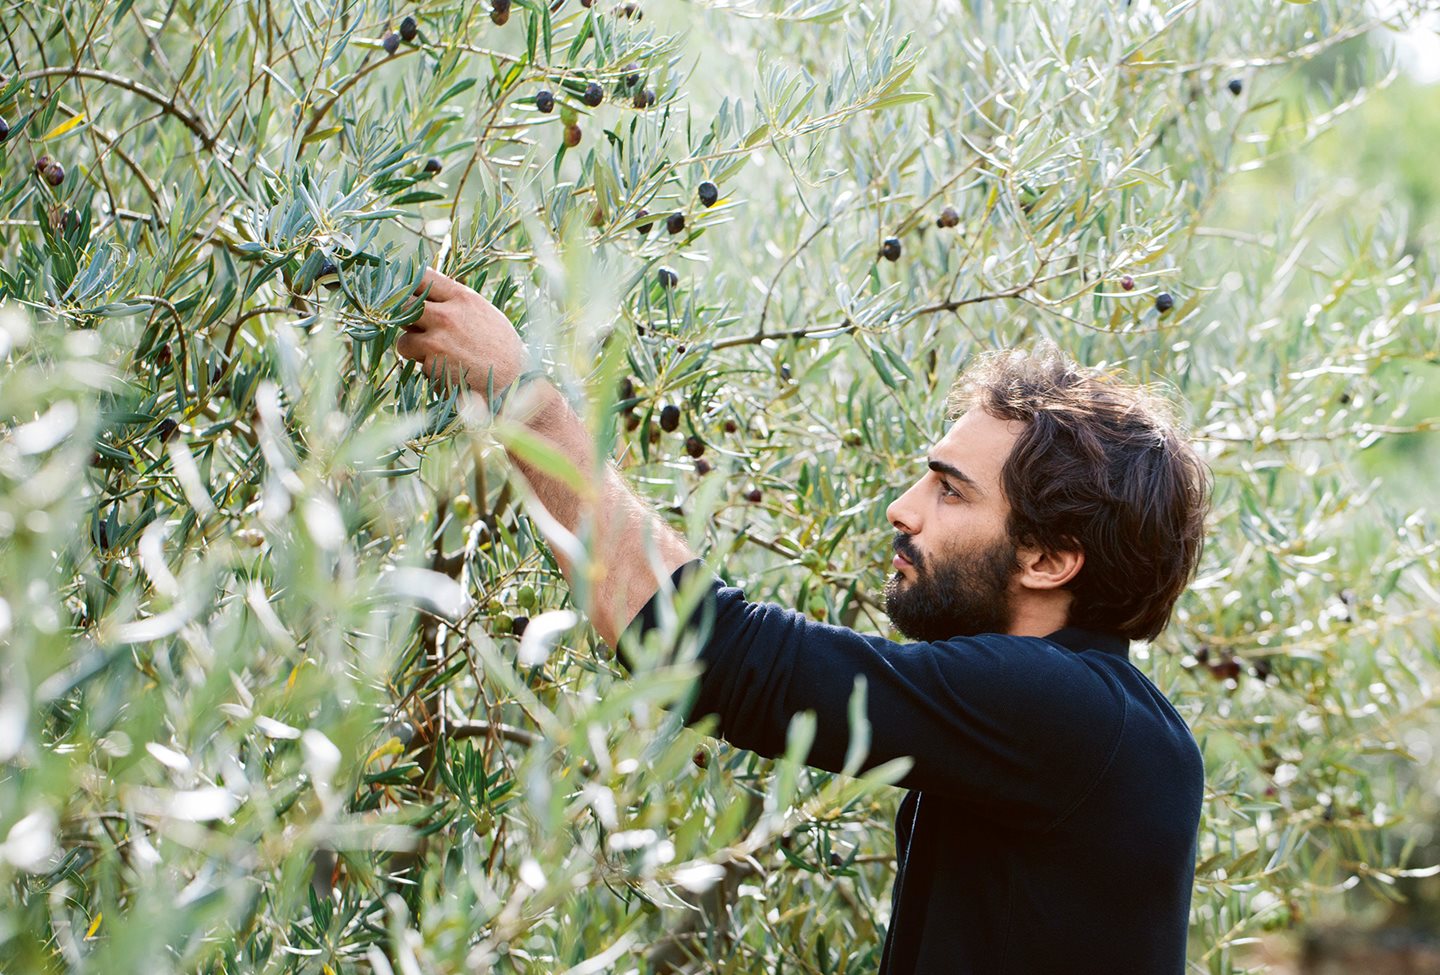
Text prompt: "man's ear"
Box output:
[[1016, 543, 1084, 591]]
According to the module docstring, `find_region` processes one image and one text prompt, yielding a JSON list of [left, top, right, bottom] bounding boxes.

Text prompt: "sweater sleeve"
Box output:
[[617, 559, 1127, 831]]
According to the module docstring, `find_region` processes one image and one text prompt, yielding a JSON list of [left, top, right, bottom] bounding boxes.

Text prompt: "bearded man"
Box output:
[[396, 267, 1212, 974]]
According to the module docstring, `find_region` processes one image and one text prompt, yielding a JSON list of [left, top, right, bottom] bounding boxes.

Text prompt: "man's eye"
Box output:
[[939, 479, 961, 499]]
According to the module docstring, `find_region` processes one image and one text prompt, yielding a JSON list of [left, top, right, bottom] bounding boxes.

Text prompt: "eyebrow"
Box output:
[[928, 458, 984, 497]]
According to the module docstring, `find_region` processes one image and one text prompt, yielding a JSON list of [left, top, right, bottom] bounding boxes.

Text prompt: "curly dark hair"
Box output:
[[947, 343, 1213, 642]]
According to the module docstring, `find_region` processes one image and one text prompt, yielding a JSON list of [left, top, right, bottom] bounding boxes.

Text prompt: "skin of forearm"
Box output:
[[391, 268, 696, 645], [505, 381, 696, 648]]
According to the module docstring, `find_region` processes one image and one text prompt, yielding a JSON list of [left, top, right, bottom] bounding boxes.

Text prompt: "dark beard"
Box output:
[[883, 532, 1019, 641]]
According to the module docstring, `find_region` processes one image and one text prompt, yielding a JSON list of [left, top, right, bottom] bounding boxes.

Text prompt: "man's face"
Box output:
[[882, 410, 1024, 641]]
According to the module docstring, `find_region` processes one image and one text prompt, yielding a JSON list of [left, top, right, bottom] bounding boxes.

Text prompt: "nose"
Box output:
[[886, 476, 925, 536]]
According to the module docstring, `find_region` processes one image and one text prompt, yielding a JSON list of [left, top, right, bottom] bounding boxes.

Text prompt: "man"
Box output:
[[396, 267, 1212, 974]]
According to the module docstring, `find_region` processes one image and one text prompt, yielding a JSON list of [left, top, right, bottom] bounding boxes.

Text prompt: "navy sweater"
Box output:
[[619, 560, 1204, 974]]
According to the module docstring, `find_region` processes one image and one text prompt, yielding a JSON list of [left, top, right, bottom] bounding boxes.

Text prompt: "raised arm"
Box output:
[[394, 266, 694, 645], [393, 269, 1141, 825]]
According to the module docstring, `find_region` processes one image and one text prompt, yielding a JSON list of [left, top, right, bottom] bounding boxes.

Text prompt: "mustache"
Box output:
[[892, 534, 922, 568]]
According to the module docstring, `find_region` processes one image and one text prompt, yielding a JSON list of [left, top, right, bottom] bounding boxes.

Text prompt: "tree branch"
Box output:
[[23, 66, 217, 148]]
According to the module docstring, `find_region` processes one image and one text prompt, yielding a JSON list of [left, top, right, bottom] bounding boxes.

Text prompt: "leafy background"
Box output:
[[3, 1, 1440, 972]]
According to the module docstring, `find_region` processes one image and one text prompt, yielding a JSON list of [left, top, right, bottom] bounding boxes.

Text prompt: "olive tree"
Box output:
[[2, 1, 1439, 972]]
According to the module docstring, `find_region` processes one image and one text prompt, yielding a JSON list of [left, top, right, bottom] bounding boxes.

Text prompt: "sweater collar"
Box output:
[[1043, 625, 1130, 658]]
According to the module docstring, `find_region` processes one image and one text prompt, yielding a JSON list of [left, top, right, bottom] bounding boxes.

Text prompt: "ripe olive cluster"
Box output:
[[33, 154, 65, 187], [1190, 645, 1273, 685], [878, 201, 963, 263], [615, 378, 764, 497], [530, 55, 656, 147], [620, 182, 724, 290], [874, 204, 1177, 317], [381, 14, 420, 54]]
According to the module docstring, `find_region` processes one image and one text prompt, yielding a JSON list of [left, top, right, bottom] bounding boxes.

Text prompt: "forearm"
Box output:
[[504, 380, 696, 647], [391, 268, 695, 641]]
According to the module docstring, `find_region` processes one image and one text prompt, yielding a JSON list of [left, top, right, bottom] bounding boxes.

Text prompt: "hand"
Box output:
[[395, 267, 529, 401]]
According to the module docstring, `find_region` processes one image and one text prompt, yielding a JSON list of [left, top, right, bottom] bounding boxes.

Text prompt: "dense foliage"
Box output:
[[3, 1, 1440, 972]]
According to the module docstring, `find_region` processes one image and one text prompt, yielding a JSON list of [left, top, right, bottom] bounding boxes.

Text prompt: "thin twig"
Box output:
[[449, 720, 597, 776], [22, 66, 217, 148]]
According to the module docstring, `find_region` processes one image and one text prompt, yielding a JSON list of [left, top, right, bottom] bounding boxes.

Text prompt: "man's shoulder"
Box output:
[[914, 632, 1130, 723], [925, 630, 1125, 679]]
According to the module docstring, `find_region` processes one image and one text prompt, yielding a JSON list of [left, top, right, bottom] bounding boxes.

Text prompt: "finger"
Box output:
[[392, 298, 423, 329], [416, 351, 463, 390], [396, 334, 458, 387], [395, 330, 428, 362], [395, 293, 425, 332], [412, 266, 464, 303], [398, 295, 451, 333]]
